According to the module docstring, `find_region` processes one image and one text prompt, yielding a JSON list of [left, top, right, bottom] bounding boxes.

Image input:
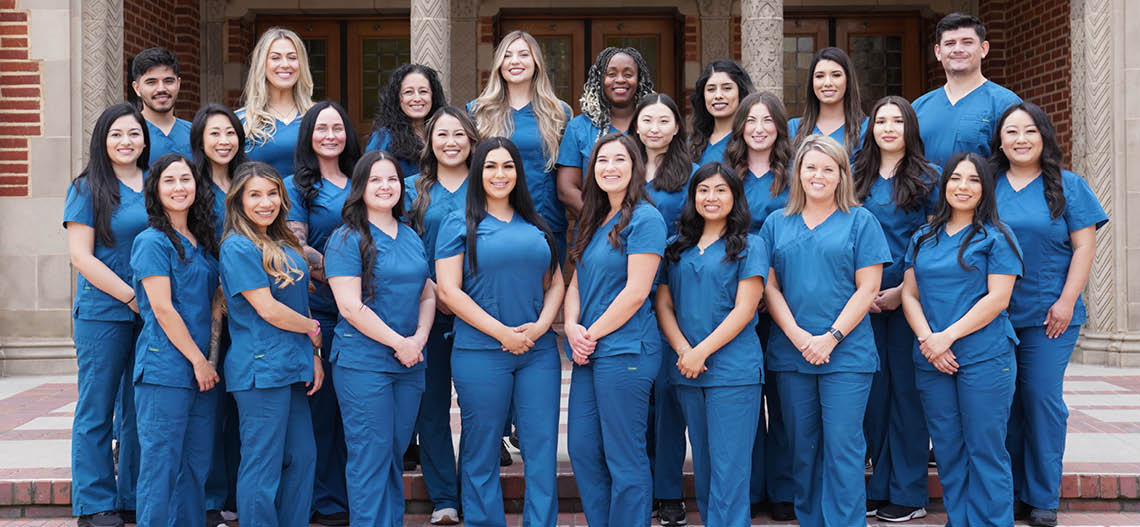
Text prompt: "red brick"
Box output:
[[0, 137, 26, 149], [32, 480, 51, 504], [0, 98, 36, 110], [0, 124, 38, 136], [0, 0, 16, 9], [1066, 500, 1121, 512], [11, 481, 31, 504], [1060, 474, 1080, 498], [22, 505, 72, 517], [0, 73, 37, 85], [0, 11, 26, 22], [1079, 474, 1100, 498], [0, 112, 39, 123], [51, 481, 70, 505], [0, 481, 11, 506], [1, 37, 27, 47], [0, 48, 27, 60], [1120, 476, 1139, 498], [0, 24, 27, 36], [1101, 476, 1120, 498], [0, 163, 28, 174], [0, 183, 27, 195], [0, 150, 26, 161]]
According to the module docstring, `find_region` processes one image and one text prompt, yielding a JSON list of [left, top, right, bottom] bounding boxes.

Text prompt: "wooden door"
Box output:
[[782, 18, 828, 117], [346, 19, 412, 140], [590, 18, 677, 103], [836, 17, 922, 112], [499, 19, 587, 111], [255, 20, 342, 106]]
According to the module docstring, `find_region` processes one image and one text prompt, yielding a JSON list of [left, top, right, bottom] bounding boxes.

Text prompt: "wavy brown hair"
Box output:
[[568, 133, 652, 265], [724, 92, 793, 197], [223, 161, 306, 288]]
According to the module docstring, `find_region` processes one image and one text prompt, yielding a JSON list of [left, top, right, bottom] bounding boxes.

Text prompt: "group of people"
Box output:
[[63, 10, 1106, 527]]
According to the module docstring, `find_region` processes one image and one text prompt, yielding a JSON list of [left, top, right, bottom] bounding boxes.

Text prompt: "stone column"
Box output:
[[697, 0, 731, 65], [411, 0, 451, 100], [740, 0, 782, 95], [80, 0, 125, 162], [449, 0, 479, 104], [200, 0, 226, 105]]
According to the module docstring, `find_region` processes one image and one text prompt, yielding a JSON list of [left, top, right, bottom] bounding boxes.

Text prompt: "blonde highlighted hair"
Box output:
[[785, 134, 860, 214], [240, 28, 315, 149], [470, 31, 569, 172], [223, 162, 307, 289]]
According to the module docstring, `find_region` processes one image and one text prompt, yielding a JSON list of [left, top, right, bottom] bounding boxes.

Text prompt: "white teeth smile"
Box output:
[[810, 182, 826, 189]]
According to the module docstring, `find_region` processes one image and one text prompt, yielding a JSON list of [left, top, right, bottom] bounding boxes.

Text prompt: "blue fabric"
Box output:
[[862, 170, 941, 289], [452, 348, 561, 526], [325, 223, 429, 373], [651, 348, 687, 501], [130, 227, 220, 389], [995, 170, 1108, 328], [696, 135, 730, 167], [759, 207, 891, 373], [145, 118, 193, 166], [284, 174, 349, 317], [556, 114, 622, 174], [365, 128, 421, 178], [917, 352, 1016, 527], [134, 382, 217, 527], [404, 174, 468, 280], [435, 211, 557, 352], [334, 364, 424, 527], [219, 234, 313, 390], [677, 384, 762, 527], [211, 182, 228, 242], [64, 177, 149, 321], [576, 202, 666, 359], [742, 170, 789, 233], [903, 222, 1023, 370], [788, 117, 869, 159], [414, 314, 460, 509], [239, 111, 302, 178], [204, 320, 239, 512], [912, 81, 1021, 167], [662, 235, 768, 386], [568, 351, 658, 527], [644, 165, 693, 239]]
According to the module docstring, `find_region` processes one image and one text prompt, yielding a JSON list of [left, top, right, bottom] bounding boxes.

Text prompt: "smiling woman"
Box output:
[[238, 28, 316, 178]]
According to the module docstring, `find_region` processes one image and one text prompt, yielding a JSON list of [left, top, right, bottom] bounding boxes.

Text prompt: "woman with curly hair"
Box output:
[[366, 64, 448, 178], [689, 60, 754, 166], [237, 27, 315, 178]]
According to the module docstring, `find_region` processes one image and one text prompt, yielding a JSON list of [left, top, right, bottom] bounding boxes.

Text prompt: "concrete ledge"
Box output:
[[0, 339, 77, 377], [1074, 331, 1140, 367]]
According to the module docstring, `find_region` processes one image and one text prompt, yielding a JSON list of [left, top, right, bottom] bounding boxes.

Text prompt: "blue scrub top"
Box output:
[[284, 174, 350, 317], [556, 114, 623, 176], [862, 169, 941, 289], [742, 169, 790, 233], [145, 118, 193, 166], [995, 170, 1108, 329], [663, 234, 768, 387], [324, 222, 430, 373], [211, 181, 228, 242], [912, 81, 1021, 167], [696, 135, 730, 167], [435, 211, 558, 353], [644, 163, 695, 239], [759, 206, 891, 373], [576, 202, 667, 359], [788, 117, 869, 159], [130, 227, 220, 388], [219, 234, 313, 391], [238, 109, 302, 178], [365, 128, 421, 178], [904, 223, 1023, 370], [404, 174, 468, 280], [63, 176, 149, 322]]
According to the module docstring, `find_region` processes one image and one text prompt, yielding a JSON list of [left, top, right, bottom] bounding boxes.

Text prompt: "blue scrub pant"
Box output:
[[71, 318, 141, 515], [334, 363, 424, 527], [568, 351, 657, 527], [749, 316, 794, 504], [677, 384, 761, 527], [452, 348, 561, 527], [310, 314, 349, 516], [1007, 325, 1079, 510], [233, 384, 316, 527], [650, 339, 686, 501], [414, 313, 460, 510], [205, 318, 239, 511], [135, 382, 217, 527], [916, 353, 1015, 527], [864, 310, 929, 507], [778, 370, 872, 527]]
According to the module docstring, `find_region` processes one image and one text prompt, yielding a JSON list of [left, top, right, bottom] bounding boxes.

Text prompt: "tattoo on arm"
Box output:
[[208, 291, 225, 368]]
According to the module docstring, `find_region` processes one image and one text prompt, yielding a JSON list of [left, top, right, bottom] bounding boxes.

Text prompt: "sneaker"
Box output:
[[1014, 501, 1031, 521], [78, 511, 124, 527], [770, 501, 796, 521], [499, 439, 513, 467], [928, 448, 937, 467], [312, 511, 349, 526], [430, 507, 460, 525], [876, 504, 928, 522], [1028, 508, 1058, 527], [658, 499, 687, 526], [866, 499, 888, 517], [404, 442, 419, 471], [509, 429, 521, 450], [206, 509, 230, 527], [117, 510, 135, 525]]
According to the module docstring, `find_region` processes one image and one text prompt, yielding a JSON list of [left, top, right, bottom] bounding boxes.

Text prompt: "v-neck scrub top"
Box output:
[[861, 171, 941, 289], [239, 110, 302, 178], [145, 118, 193, 166], [696, 135, 730, 167], [365, 127, 421, 178], [644, 163, 696, 239], [742, 169, 790, 233], [788, 117, 869, 158], [404, 174, 468, 280], [285, 175, 350, 316], [912, 81, 1021, 167], [556, 114, 623, 176]]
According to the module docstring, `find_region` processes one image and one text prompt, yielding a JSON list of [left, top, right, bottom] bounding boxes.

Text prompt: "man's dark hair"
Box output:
[[131, 47, 180, 81], [935, 12, 987, 44]]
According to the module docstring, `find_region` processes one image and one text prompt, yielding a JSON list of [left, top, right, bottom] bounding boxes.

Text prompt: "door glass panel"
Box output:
[[361, 38, 411, 124], [849, 35, 904, 113], [783, 36, 816, 117], [535, 36, 573, 105], [304, 39, 328, 102], [605, 36, 659, 87]]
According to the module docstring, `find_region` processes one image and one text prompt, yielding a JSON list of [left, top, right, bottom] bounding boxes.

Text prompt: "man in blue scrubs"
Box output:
[[912, 13, 1021, 167], [130, 47, 193, 165]]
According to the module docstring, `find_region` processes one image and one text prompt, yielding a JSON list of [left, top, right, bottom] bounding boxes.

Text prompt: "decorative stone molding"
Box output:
[[699, 0, 732, 64], [412, 0, 452, 100], [740, 0, 782, 95], [450, 0, 479, 103], [80, 0, 125, 162]]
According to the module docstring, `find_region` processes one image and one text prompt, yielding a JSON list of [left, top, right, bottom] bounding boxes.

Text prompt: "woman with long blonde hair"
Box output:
[[238, 27, 315, 178]]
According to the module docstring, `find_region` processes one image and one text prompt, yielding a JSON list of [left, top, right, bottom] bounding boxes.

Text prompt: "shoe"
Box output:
[[312, 511, 350, 526], [658, 499, 687, 526], [206, 509, 231, 527], [1028, 508, 1058, 527], [430, 507, 460, 525], [404, 442, 419, 471], [1014, 501, 1031, 520], [499, 438, 513, 467], [78, 511, 124, 527], [928, 448, 937, 467], [866, 499, 888, 517], [750, 501, 766, 518], [220, 510, 238, 521], [652, 499, 660, 518], [509, 429, 521, 450], [118, 510, 135, 525], [771, 501, 795, 521], [876, 504, 928, 522]]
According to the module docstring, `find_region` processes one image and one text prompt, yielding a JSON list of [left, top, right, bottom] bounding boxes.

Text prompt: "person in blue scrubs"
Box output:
[[285, 100, 361, 526], [788, 47, 868, 160], [991, 103, 1108, 527], [912, 13, 1021, 167], [325, 150, 436, 527], [655, 162, 767, 527], [629, 92, 693, 526], [404, 106, 480, 525], [565, 133, 666, 527], [723, 90, 794, 520], [760, 134, 891, 527], [850, 95, 941, 522], [436, 138, 564, 527], [689, 60, 754, 167], [131, 153, 221, 527], [899, 152, 1023, 527], [64, 103, 150, 527], [238, 28, 316, 178], [556, 47, 654, 217], [219, 161, 323, 527], [129, 47, 192, 165], [365, 63, 448, 178]]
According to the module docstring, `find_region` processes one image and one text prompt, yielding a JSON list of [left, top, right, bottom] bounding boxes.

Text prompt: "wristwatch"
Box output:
[[827, 327, 845, 343]]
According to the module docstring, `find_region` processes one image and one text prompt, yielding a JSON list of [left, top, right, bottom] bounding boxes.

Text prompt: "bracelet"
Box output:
[[124, 294, 135, 305], [306, 319, 321, 337], [313, 347, 322, 358]]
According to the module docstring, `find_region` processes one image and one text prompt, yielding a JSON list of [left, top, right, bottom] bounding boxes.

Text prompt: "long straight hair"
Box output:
[[785, 134, 860, 214], [793, 47, 865, 157], [76, 102, 151, 247], [665, 162, 751, 263], [989, 102, 1067, 219], [568, 133, 652, 265], [223, 161, 306, 288], [851, 96, 938, 211], [724, 92, 793, 197], [292, 100, 362, 210], [688, 59, 755, 160], [240, 28, 315, 148], [190, 103, 249, 191], [337, 150, 407, 301], [409, 106, 481, 234], [144, 153, 219, 259], [630, 93, 691, 193]]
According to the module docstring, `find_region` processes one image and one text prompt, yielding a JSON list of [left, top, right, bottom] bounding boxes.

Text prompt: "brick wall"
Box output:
[[123, 0, 201, 119], [0, 0, 41, 197], [225, 17, 255, 108]]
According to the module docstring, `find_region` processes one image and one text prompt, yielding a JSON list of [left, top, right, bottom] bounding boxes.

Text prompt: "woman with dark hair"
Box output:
[[556, 47, 654, 216], [565, 133, 666, 527], [324, 150, 436, 526], [130, 153, 220, 527], [851, 95, 941, 522], [991, 102, 1107, 527], [655, 162, 766, 526], [435, 137, 564, 526], [64, 102, 150, 527], [367, 63, 448, 177], [690, 60, 754, 166], [404, 106, 480, 525], [789, 47, 867, 159], [900, 152, 1024, 527]]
